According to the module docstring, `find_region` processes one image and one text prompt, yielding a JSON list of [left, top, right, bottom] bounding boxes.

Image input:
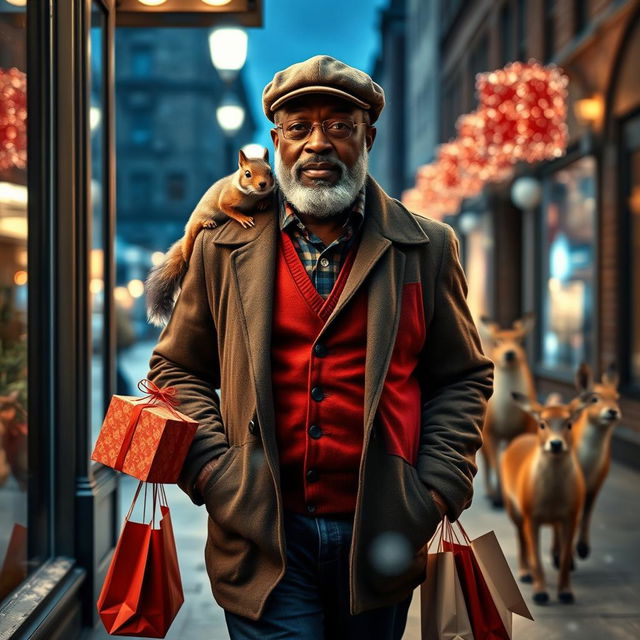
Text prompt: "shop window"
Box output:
[[539, 156, 596, 376], [0, 1, 29, 604], [624, 115, 640, 387]]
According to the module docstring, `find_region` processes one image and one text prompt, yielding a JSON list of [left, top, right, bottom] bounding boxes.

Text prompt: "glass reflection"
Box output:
[[0, 0, 28, 603], [540, 156, 596, 374]]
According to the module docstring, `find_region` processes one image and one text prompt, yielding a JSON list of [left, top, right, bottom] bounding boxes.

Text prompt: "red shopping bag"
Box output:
[[97, 483, 184, 637], [441, 519, 510, 640]]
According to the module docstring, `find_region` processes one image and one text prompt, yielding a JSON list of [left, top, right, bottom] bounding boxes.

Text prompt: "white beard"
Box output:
[[275, 143, 368, 219]]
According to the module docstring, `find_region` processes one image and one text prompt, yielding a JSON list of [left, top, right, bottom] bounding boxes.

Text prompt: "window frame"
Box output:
[[618, 107, 640, 400]]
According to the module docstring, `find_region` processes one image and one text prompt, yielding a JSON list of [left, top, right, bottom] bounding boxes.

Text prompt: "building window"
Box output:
[[441, 73, 462, 142], [539, 156, 596, 376], [166, 172, 186, 201], [543, 0, 556, 62], [130, 108, 152, 146], [516, 0, 527, 60], [574, 0, 587, 35], [131, 43, 153, 77], [500, 1, 515, 65], [469, 32, 489, 108], [130, 172, 152, 206]]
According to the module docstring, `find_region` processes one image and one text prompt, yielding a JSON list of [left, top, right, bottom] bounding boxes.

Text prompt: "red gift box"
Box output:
[[91, 379, 198, 483]]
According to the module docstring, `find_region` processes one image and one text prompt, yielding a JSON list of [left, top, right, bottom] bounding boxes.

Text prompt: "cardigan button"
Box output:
[[306, 503, 316, 514], [248, 419, 257, 435], [308, 424, 323, 439], [313, 342, 328, 357], [311, 386, 325, 402], [306, 468, 319, 483]]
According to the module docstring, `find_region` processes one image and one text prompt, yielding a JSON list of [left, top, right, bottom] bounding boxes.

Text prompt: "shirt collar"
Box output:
[[279, 185, 366, 234]]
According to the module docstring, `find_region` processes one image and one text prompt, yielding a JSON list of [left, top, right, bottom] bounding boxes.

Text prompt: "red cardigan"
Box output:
[[270, 229, 424, 517]]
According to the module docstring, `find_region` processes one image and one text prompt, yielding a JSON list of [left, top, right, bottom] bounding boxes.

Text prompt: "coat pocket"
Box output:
[[203, 440, 280, 589], [359, 441, 441, 598]]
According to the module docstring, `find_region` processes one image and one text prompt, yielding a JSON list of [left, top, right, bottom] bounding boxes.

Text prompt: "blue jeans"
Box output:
[[223, 509, 413, 639]]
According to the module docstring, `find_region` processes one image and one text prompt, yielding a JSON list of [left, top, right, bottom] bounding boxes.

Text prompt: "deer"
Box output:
[[479, 313, 538, 507], [567, 361, 621, 562], [501, 390, 590, 605]]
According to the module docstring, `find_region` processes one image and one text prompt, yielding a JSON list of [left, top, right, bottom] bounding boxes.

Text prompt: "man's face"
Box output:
[[269, 94, 376, 217]]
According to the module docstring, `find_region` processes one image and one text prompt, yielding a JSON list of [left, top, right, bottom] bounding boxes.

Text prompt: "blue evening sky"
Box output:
[[243, 0, 390, 149]]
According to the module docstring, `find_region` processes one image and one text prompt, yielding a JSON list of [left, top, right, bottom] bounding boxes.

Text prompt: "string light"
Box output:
[[406, 60, 569, 214]]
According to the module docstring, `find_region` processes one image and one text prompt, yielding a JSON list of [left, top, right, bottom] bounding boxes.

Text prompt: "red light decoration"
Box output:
[[475, 60, 568, 164], [404, 60, 568, 216], [0, 67, 27, 171]]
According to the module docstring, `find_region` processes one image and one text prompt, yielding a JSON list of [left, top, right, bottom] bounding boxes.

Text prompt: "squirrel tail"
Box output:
[[145, 238, 187, 327]]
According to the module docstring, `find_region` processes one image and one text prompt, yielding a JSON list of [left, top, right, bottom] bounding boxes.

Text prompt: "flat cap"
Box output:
[[262, 55, 385, 123]]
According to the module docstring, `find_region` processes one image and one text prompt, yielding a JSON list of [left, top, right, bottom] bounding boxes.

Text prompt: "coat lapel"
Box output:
[[212, 197, 280, 468], [211, 175, 431, 464]]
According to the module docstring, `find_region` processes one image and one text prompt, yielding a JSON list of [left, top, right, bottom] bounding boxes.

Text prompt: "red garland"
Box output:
[[403, 61, 569, 216]]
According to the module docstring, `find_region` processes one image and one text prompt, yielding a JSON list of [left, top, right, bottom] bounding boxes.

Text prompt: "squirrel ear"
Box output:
[[238, 149, 247, 166], [262, 147, 269, 163]]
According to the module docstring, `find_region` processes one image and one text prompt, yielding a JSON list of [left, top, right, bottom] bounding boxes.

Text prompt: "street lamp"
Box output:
[[208, 27, 248, 83], [242, 143, 267, 158], [216, 93, 245, 172], [216, 94, 245, 135]]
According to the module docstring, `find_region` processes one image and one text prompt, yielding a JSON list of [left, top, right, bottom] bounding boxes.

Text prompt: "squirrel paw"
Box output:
[[202, 219, 218, 229], [233, 213, 255, 228]]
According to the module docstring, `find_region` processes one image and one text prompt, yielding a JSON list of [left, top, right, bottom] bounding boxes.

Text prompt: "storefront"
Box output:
[[0, 2, 118, 637], [530, 3, 640, 465], [0, 1, 262, 638], [444, 0, 640, 466]]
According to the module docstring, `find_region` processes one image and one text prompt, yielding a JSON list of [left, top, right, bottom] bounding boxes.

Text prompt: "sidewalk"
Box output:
[[85, 456, 640, 640], [85, 342, 640, 638]]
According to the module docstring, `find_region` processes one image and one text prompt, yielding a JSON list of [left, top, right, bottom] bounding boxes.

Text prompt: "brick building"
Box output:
[[432, 0, 640, 464]]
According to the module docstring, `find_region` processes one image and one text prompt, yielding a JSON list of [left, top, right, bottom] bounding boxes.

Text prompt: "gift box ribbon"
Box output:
[[113, 379, 184, 472]]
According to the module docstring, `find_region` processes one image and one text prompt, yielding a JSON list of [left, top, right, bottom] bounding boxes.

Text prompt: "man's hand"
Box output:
[[430, 489, 448, 518]]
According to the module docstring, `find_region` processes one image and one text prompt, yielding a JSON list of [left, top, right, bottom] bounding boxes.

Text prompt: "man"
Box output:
[[146, 55, 494, 639]]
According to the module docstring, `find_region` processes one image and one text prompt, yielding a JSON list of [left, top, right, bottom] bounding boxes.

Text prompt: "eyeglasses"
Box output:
[[274, 118, 368, 141]]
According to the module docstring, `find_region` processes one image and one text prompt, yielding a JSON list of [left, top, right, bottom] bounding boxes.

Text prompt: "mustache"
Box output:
[[293, 155, 346, 181]]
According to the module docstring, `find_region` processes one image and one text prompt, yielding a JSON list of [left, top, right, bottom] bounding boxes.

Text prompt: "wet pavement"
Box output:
[[83, 342, 640, 639]]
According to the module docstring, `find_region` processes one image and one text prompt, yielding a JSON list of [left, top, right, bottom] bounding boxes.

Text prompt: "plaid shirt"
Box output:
[[279, 186, 365, 299]]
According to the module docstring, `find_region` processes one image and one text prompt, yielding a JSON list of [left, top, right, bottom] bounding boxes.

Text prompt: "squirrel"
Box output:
[[145, 148, 275, 327]]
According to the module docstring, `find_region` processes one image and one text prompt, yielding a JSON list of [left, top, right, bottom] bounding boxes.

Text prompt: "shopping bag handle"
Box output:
[[125, 481, 170, 526], [429, 515, 473, 552]]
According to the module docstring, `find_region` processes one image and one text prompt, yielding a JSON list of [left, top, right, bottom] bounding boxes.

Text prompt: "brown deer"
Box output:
[[569, 362, 621, 561], [502, 391, 589, 605], [479, 313, 538, 507]]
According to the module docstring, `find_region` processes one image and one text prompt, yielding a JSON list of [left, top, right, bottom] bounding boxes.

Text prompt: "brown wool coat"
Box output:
[[146, 174, 494, 621]]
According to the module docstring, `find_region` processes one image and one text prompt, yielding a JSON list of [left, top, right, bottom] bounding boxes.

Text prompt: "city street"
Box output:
[[84, 344, 640, 640]]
